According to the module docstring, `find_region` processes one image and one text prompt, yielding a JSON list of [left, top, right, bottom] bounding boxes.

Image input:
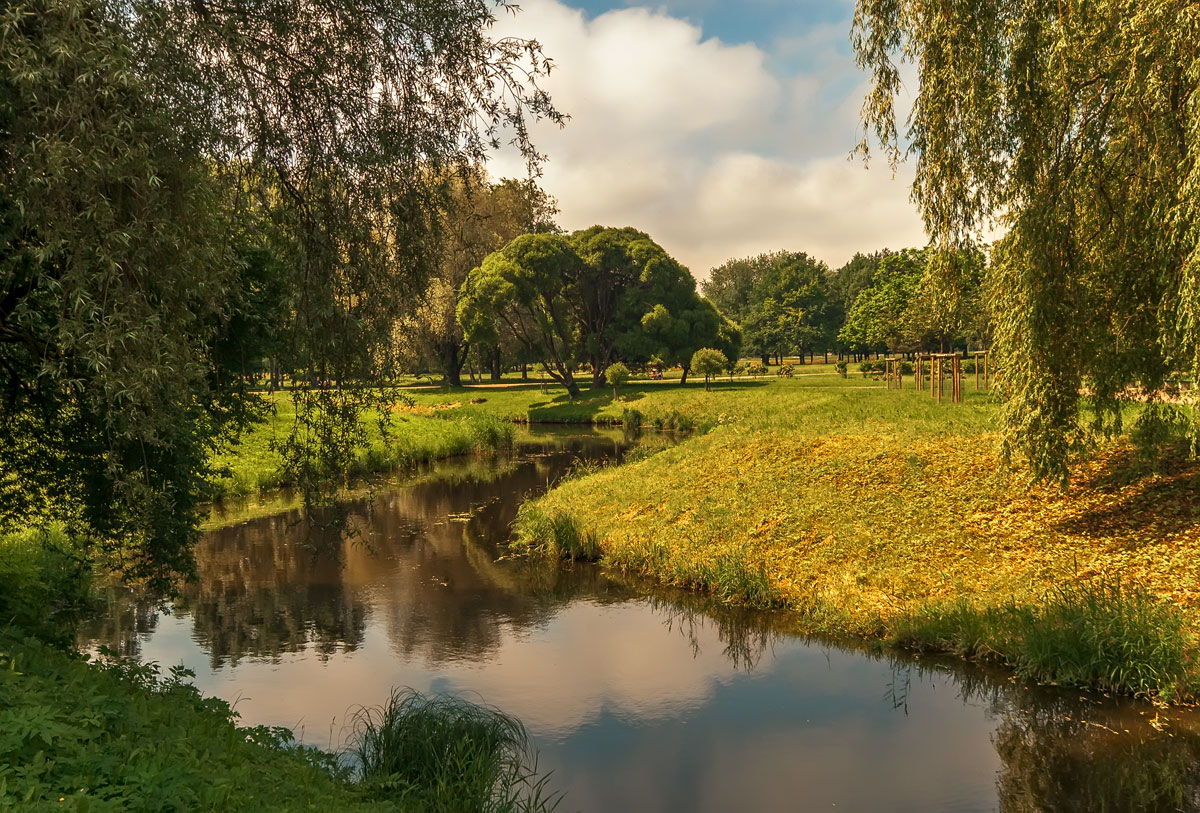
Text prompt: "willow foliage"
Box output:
[[853, 0, 1200, 482], [0, 0, 560, 585]]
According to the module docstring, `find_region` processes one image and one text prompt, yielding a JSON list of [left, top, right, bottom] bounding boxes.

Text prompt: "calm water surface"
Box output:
[[85, 428, 1200, 812]]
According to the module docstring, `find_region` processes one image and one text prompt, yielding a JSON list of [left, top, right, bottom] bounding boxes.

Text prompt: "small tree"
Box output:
[[605, 362, 631, 399], [690, 348, 728, 391]]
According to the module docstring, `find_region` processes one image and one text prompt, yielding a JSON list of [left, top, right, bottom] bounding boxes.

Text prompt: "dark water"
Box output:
[[84, 427, 1200, 812]]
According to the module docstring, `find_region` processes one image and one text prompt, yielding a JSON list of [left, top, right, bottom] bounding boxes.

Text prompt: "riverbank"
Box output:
[[207, 394, 516, 500], [500, 372, 1200, 701], [0, 533, 557, 810]]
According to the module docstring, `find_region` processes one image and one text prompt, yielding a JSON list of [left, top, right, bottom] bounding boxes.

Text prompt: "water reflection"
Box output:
[[81, 428, 1200, 812]]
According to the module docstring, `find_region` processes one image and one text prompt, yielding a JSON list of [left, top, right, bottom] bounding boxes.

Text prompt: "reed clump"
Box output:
[[348, 688, 559, 813]]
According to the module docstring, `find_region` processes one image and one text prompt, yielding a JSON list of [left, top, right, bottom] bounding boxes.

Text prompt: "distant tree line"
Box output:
[[701, 245, 991, 366]]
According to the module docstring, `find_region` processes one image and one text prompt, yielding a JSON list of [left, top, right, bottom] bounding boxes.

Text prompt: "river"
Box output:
[[83, 427, 1200, 811]]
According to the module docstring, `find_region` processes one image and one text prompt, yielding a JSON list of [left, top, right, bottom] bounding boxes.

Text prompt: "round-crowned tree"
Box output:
[[605, 362, 631, 399], [690, 349, 728, 391]]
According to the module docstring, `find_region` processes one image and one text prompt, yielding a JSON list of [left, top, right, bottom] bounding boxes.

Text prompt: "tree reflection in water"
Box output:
[[80, 427, 1200, 811]]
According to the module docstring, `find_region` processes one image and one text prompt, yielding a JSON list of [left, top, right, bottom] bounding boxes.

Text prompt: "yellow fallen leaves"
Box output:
[[535, 425, 1200, 638]]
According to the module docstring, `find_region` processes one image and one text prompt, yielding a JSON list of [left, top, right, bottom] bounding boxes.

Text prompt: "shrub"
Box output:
[[689, 348, 728, 391], [834, 360, 848, 378], [604, 362, 631, 398], [747, 362, 768, 378], [775, 363, 795, 378]]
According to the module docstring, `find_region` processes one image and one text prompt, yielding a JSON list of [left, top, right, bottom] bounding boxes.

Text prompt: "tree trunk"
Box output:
[[680, 366, 689, 385], [591, 351, 609, 389], [521, 363, 528, 381], [441, 344, 463, 387], [760, 353, 770, 366], [490, 346, 502, 383]]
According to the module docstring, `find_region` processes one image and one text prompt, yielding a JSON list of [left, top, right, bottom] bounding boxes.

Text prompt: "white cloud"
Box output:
[[490, 0, 928, 277]]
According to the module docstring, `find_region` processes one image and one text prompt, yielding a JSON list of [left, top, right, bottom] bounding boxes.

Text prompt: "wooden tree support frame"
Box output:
[[930, 353, 961, 403], [885, 357, 903, 389], [972, 349, 991, 391]]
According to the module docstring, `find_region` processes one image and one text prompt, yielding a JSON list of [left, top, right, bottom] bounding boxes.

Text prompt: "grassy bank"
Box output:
[[0, 535, 556, 811], [208, 394, 516, 499], [508, 372, 1200, 700]]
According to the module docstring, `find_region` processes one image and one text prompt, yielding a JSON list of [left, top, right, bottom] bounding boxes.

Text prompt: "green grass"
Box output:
[[891, 579, 1195, 701], [349, 689, 558, 813], [208, 395, 516, 500], [506, 370, 1200, 700]]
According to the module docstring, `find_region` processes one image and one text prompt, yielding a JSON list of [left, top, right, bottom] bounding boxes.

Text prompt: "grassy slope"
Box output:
[[504, 372, 1200, 698], [208, 393, 515, 499]]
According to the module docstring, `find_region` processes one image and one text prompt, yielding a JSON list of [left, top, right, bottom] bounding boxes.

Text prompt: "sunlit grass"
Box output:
[[506, 371, 1200, 700]]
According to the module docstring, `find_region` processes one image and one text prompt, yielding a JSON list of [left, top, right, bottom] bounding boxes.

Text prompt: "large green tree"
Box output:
[[703, 251, 833, 364], [404, 175, 557, 386], [853, 0, 1200, 482], [457, 234, 586, 398], [0, 0, 560, 585]]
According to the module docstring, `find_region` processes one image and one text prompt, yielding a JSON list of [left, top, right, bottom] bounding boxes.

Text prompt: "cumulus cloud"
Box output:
[[489, 0, 928, 277]]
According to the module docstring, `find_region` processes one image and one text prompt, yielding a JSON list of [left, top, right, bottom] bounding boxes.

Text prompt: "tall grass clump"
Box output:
[[893, 580, 1196, 700], [511, 504, 601, 561], [465, 414, 516, 454], [349, 688, 559, 813], [620, 406, 643, 429]]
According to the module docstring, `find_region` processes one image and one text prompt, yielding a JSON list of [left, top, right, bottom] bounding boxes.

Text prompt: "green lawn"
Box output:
[[505, 370, 1200, 701]]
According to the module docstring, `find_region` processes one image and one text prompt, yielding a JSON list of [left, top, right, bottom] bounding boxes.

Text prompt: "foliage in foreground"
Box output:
[[0, 632, 373, 810], [0, 630, 559, 811], [351, 688, 559, 813], [1, 0, 559, 590]]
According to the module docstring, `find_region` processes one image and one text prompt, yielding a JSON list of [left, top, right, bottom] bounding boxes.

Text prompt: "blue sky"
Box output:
[[489, 0, 924, 275]]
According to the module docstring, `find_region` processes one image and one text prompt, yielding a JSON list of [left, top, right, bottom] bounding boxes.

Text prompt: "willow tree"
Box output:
[[853, 1, 1200, 483], [0, 0, 560, 585]]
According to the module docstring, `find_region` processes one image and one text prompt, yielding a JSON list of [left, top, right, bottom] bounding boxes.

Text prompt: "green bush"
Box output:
[[349, 688, 558, 812], [747, 362, 768, 378], [604, 362, 631, 398], [689, 348, 728, 391], [834, 360, 848, 378], [0, 632, 371, 810], [775, 363, 795, 378], [0, 528, 93, 646]]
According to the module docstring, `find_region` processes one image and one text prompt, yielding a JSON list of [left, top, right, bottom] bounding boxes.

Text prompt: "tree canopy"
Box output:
[[458, 234, 586, 397], [703, 251, 835, 363], [460, 227, 739, 390], [853, 0, 1200, 482], [0, 0, 560, 585]]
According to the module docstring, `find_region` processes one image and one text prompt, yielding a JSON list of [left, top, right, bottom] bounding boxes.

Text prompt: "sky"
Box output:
[[487, 0, 927, 279]]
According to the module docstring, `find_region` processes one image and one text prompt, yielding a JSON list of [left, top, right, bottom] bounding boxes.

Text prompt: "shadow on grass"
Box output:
[[1055, 443, 1200, 540], [522, 380, 770, 424]]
